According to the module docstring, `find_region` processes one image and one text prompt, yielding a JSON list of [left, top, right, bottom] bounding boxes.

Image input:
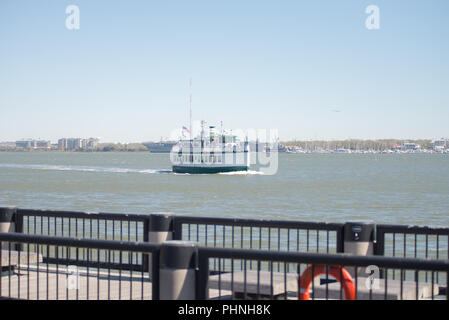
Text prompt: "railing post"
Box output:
[[148, 213, 174, 277], [374, 228, 385, 256], [343, 221, 376, 278], [374, 228, 386, 278], [159, 240, 198, 300], [172, 218, 183, 240], [0, 207, 17, 249], [196, 252, 209, 300], [336, 225, 344, 253], [151, 247, 160, 300]]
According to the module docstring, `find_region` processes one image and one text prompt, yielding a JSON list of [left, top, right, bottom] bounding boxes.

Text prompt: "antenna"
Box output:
[[189, 78, 192, 141]]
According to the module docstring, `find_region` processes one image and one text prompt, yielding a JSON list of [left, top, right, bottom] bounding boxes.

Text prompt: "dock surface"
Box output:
[[209, 270, 440, 300], [0, 265, 442, 300], [1, 250, 42, 267], [0, 265, 229, 300]]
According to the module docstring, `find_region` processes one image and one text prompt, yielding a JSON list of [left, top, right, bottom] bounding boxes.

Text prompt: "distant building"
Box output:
[[16, 140, 33, 149], [36, 140, 51, 149], [87, 138, 99, 148], [0, 141, 15, 148], [69, 138, 82, 150], [58, 138, 67, 150], [431, 139, 448, 150], [15, 140, 50, 150]]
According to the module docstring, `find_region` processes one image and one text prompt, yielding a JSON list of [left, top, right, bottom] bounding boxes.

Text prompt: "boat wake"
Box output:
[[0, 163, 170, 175], [0, 164, 264, 176], [218, 170, 264, 175]]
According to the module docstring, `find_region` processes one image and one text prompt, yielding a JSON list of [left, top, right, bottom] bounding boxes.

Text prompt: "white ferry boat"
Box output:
[[142, 140, 177, 153], [170, 121, 250, 174]]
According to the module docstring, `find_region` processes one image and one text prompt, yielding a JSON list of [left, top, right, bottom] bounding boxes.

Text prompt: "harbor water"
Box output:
[[0, 152, 448, 227]]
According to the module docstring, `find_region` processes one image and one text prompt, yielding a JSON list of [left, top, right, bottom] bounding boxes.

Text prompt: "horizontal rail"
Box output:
[[3, 231, 448, 273], [174, 215, 344, 230], [377, 224, 449, 236], [0, 232, 158, 253], [198, 246, 449, 272], [41, 258, 143, 272], [5, 207, 449, 265], [17, 208, 149, 222]]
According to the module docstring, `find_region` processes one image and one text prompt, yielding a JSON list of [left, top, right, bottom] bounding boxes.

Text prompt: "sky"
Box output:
[[0, 0, 448, 143]]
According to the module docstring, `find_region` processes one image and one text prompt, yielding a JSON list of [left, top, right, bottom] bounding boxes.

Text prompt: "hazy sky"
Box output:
[[1, 0, 448, 142]]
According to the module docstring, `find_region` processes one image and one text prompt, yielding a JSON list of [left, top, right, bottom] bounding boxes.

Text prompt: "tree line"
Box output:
[[280, 139, 433, 150]]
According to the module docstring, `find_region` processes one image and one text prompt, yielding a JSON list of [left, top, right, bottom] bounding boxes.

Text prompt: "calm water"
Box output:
[[0, 152, 448, 227]]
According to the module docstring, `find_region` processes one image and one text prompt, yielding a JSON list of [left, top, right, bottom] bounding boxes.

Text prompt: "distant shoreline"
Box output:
[[1, 138, 448, 154], [1, 149, 448, 155], [0, 149, 150, 153], [0, 142, 150, 153]]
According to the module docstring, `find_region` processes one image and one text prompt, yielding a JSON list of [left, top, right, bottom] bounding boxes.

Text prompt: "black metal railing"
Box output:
[[173, 216, 344, 253], [15, 209, 150, 271], [0, 232, 158, 300], [375, 224, 449, 286], [5, 207, 449, 279], [376, 224, 449, 259], [196, 246, 449, 300], [1, 232, 449, 300], [16, 209, 344, 254], [173, 216, 344, 274], [13, 208, 346, 272], [16, 209, 149, 242]]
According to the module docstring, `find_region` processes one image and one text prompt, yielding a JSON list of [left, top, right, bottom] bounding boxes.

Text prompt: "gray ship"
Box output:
[[142, 141, 177, 153]]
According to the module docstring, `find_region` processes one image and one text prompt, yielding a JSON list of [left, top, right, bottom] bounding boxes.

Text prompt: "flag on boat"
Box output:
[[182, 126, 190, 138]]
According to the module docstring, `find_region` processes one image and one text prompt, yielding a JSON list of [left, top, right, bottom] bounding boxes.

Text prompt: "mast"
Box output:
[[188, 78, 193, 163], [189, 78, 192, 142]]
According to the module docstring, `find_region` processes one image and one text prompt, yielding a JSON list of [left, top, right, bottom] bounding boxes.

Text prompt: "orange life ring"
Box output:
[[298, 265, 356, 300]]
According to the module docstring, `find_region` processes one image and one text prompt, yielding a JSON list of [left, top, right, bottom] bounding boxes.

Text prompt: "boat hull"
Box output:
[[172, 165, 248, 174]]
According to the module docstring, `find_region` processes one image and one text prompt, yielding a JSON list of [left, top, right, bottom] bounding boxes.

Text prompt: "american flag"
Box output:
[[182, 126, 190, 138]]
